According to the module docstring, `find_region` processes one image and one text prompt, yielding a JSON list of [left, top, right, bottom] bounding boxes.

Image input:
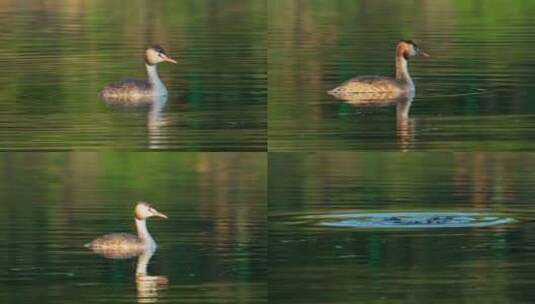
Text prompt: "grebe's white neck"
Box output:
[[136, 218, 156, 248], [396, 56, 414, 91], [145, 64, 168, 96]]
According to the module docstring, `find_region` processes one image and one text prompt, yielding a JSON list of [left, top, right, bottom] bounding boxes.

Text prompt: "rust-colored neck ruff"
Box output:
[[395, 46, 413, 91]]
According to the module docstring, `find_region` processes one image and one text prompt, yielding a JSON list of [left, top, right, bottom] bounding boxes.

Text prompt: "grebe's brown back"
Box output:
[[328, 40, 429, 99]]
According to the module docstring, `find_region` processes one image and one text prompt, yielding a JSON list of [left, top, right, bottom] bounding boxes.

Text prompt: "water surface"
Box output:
[[269, 0, 535, 151], [0, 153, 266, 303], [269, 153, 535, 303], [0, 0, 266, 151]]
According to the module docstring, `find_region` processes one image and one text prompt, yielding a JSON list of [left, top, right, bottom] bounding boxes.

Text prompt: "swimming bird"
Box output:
[[328, 40, 428, 99], [85, 202, 167, 257], [101, 45, 177, 101]]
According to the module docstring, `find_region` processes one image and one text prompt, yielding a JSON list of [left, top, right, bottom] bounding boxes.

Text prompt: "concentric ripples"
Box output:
[[269, 152, 535, 303], [282, 212, 517, 229]]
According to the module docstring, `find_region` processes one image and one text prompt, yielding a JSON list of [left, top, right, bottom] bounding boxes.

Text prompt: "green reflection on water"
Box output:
[[0, 0, 266, 151]]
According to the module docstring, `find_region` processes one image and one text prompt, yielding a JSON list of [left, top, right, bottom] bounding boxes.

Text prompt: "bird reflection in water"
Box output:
[[88, 246, 168, 303], [329, 91, 415, 150], [102, 94, 172, 149], [135, 247, 168, 304], [395, 96, 414, 151]]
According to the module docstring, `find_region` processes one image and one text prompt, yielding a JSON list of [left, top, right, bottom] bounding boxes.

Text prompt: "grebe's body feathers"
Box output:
[[329, 40, 428, 100], [85, 233, 141, 249], [330, 76, 405, 94], [101, 79, 152, 101]]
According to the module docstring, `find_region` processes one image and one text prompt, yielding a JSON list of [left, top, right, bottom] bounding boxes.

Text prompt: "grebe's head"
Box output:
[[397, 40, 429, 60], [144, 45, 177, 65], [135, 202, 168, 220]]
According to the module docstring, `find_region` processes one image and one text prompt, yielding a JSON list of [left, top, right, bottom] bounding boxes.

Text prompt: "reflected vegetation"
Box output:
[[269, 0, 535, 151], [269, 153, 535, 303], [0, 153, 266, 303], [269, 153, 535, 212]]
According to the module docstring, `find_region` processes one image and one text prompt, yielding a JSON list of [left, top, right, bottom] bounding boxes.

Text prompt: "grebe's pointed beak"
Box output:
[[420, 51, 430, 57], [153, 209, 168, 219], [162, 54, 177, 64]]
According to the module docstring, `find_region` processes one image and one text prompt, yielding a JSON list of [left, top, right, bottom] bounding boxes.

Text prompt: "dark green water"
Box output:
[[0, 0, 266, 151], [0, 153, 266, 303], [269, 153, 535, 303], [269, 0, 535, 151]]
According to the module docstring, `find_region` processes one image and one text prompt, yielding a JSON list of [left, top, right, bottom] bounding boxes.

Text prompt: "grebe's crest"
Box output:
[[135, 202, 168, 220], [144, 45, 177, 66], [397, 40, 429, 60]]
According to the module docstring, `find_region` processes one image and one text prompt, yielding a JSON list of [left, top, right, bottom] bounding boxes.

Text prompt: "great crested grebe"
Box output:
[[328, 40, 429, 99], [85, 202, 167, 255], [101, 45, 177, 100]]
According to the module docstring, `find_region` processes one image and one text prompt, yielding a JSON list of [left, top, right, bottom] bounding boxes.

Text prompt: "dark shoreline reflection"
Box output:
[[102, 94, 171, 149], [331, 91, 414, 150]]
